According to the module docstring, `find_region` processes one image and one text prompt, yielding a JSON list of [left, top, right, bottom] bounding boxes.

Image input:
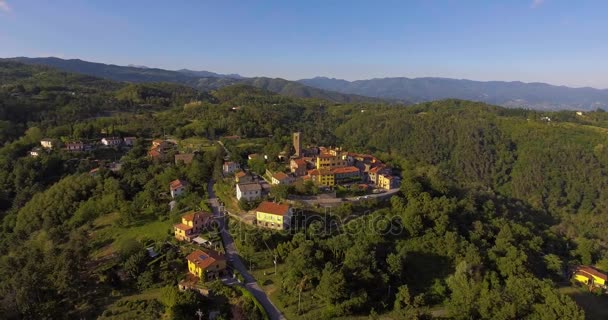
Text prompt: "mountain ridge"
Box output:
[[8, 57, 382, 104], [298, 76, 608, 110]]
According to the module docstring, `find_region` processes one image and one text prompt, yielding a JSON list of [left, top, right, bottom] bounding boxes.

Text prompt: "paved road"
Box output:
[[207, 181, 286, 320]]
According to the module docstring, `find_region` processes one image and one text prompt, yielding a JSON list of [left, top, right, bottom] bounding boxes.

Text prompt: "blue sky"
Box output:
[[1, 0, 607, 88]]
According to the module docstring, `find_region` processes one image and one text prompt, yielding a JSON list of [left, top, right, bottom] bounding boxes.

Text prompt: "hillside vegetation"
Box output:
[[1, 62, 608, 319]]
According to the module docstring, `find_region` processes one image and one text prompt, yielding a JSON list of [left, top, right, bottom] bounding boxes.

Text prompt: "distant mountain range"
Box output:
[[8, 57, 381, 104], [299, 77, 608, 110], [8, 57, 608, 110]]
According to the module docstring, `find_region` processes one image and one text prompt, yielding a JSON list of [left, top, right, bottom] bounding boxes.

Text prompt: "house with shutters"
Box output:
[[174, 211, 213, 241], [255, 201, 292, 230]]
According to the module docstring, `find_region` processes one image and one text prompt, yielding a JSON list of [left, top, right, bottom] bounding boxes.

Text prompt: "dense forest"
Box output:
[[1, 61, 608, 319]]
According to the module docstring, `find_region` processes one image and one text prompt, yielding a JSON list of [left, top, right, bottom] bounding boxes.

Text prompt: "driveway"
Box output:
[[208, 181, 286, 320]]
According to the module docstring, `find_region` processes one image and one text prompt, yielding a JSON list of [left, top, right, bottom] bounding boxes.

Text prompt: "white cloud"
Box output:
[[0, 0, 10, 13], [531, 0, 545, 9]]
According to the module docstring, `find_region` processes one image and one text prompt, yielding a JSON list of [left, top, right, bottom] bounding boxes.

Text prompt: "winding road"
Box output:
[[207, 181, 286, 320]]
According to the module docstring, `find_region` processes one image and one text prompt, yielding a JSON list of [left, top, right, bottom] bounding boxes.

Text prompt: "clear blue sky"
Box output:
[[1, 0, 607, 88]]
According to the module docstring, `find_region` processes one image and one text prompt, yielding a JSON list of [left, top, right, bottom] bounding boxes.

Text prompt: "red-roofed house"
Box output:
[[332, 166, 361, 183], [170, 179, 187, 198], [573, 266, 608, 289], [369, 165, 388, 184], [255, 201, 292, 230], [271, 172, 293, 185], [187, 249, 226, 281], [290, 158, 308, 176], [223, 161, 240, 174], [174, 211, 213, 241]]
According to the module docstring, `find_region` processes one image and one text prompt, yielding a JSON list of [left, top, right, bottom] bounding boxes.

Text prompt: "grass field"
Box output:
[[559, 285, 608, 320], [178, 137, 217, 153], [90, 212, 172, 258]]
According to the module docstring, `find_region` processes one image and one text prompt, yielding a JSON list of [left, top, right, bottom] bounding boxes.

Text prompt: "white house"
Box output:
[[223, 161, 240, 174], [123, 137, 137, 146], [236, 183, 262, 201], [101, 137, 122, 146], [40, 138, 55, 149], [65, 141, 85, 152], [170, 179, 187, 198], [29, 148, 42, 157]]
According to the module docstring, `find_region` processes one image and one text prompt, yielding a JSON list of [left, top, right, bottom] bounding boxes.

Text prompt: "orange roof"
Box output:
[[332, 166, 360, 174], [148, 148, 161, 158], [273, 172, 289, 180], [187, 249, 225, 269], [182, 211, 212, 222], [369, 165, 386, 174], [576, 266, 608, 281], [170, 179, 186, 190], [318, 153, 335, 159], [256, 201, 290, 216], [235, 171, 247, 178], [174, 223, 193, 231], [292, 158, 306, 166]]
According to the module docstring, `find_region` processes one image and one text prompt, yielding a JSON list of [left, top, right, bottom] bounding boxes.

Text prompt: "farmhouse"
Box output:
[[170, 179, 187, 198], [255, 201, 292, 230]]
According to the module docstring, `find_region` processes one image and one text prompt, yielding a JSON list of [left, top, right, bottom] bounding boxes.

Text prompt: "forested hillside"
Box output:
[[8, 57, 383, 104], [1, 62, 608, 319]]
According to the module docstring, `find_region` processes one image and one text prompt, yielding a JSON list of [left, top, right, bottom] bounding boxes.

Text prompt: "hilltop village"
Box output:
[[224, 132, 401, 229]]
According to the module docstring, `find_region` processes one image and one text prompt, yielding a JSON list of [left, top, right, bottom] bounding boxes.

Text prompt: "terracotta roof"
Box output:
[[292, 158, 307, 166], [235, 171, 247, 178], [174, 223, 193, 231], [149, 148, 161, 158], [332, 166, 360, 174], [273, 172, 289, 180], [182, 211, 212, 222], [576, 266, 608, 281], [369, 165, 386, 174], [238, 183, 261, 192], [256, 201, 290, 216], [318, 153, 335, 159], [170, 179, 186, 190], [187, 249, 225, 269]]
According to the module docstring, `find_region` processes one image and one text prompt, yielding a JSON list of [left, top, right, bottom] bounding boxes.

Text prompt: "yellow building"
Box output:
[[174, 211, 213, 241], [255, 201, 292, 230], [308, 169, 335, 186], [573, 266, 607, 288], [316, 153, 347, 170], [378, 173, 399, 190], [187, 249, 226, 281]]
